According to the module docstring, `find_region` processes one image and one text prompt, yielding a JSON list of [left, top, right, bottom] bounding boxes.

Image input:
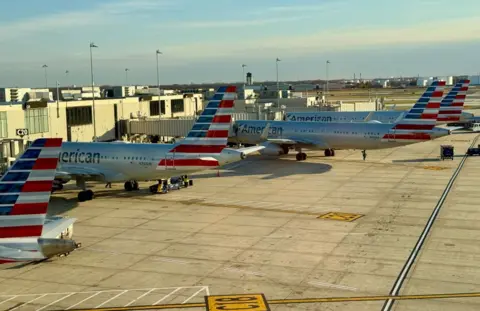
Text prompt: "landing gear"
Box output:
[[324, 149, 335, 157], [296, 152, 307, 161], [78, 189, 94, 202], [124, 180, 139, 191], [282, 145, 290, 155], [76, 177, 93, 202]]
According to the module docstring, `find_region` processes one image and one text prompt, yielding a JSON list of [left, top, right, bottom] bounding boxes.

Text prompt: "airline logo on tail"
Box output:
[[158, 86, 236, 169], [438, 79, 470, 122], [0, 138, 62, 263], [384, 81, 446, 141]]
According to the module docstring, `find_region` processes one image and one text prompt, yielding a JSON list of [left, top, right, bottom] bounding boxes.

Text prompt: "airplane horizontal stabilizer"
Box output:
[[42, 217, 77, 239]]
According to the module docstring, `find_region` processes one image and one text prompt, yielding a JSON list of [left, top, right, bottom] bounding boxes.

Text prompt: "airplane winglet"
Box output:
[[260, 123, 270, 141], [364, 111, 375, 122]]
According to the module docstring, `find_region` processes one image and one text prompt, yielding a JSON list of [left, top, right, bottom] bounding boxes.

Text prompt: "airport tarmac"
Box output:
[[1, 132, 480, 311]]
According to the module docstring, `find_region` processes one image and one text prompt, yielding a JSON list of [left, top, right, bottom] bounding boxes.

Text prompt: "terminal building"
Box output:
[[0, 86, 204, 144]]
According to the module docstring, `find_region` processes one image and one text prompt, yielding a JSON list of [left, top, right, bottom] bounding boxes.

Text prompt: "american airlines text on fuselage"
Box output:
[[239, 124, 284, 135], [286, 115, 333, 122], [59, 149, 100, 164]]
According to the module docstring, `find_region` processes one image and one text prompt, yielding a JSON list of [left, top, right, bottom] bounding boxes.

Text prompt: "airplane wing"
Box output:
[[42, 217, 77, 239], [266, 136, 330, 149], [56, 165, 128, 182]]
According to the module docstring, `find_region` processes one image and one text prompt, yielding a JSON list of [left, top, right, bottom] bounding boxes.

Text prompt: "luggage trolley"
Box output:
[[440, 145, 454, 160]]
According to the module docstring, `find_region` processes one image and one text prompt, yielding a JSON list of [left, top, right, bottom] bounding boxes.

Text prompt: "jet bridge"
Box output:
[[0, 138, 27, 173]]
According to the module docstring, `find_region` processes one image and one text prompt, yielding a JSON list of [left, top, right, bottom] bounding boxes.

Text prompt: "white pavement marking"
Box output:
[[182, 287, 207, 304], [65, 292, 102, 310], [10, 294, 46, 311], [0, 296, 17, 307], [95, 290, 128, 308], [0, 286, 210, 311], [124, 289, 157, 307], [153, 288, 183, 305], [36, 293, 75, 311]]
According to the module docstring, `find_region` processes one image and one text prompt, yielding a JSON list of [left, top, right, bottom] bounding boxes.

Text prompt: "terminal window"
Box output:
[[24, 108, 49, 134], [150, 100, 166, 116], [0, 112, 7, 138], [67, 106, 93, 126], [171, 99, 184, 113]]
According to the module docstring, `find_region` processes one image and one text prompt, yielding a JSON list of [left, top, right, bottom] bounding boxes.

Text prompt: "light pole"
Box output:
[[242, 64, 247, 91], [276, 58, 281, 107], [156, 49, 162, 119], [125, 68, 129, 85], [56, 81, 60, 118], [42, 64, 48, 88], [65, 70, 70, 89], [89, 42, 98, 141], [326, 60, 330, 103]]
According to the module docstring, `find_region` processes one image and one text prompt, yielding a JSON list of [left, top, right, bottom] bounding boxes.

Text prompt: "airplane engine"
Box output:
[[218, 148, 245, 165], [259, 143, 288, 156], [38, 238, 78, 258], [55, 176, 71, 184]]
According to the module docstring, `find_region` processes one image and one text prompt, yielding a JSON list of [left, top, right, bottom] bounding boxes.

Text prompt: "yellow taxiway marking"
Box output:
[[317, 212, 364, 222], [68, 291, 480, 311], [205, 294, 269, 311], [420, 166, 449, 171]]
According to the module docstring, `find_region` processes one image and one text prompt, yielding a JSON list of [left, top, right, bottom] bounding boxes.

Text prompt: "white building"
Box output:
[[0, 88, 53, 102], [417, 76, 453, 86]]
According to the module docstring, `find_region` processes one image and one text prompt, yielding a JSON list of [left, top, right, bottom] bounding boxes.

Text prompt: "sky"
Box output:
[[1, 0, 480, 87]]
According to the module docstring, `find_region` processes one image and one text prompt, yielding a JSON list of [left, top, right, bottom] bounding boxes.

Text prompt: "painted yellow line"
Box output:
[[269, 292, 480, 304], [67, 292, 480, 311], [68, 302, 205, 311]]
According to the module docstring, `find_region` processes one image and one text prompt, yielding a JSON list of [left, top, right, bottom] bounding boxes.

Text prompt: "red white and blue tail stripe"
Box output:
[[158, 86, 236, 170], [383, 81, 446, 141], [0, 138, 62, 241], [438, 79, 470, 122]]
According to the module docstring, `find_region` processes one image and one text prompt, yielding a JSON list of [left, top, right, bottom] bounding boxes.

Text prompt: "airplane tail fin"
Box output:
[[385, 81, 445, 141], [169, 85, 236, 154], [394, 80, 446, 130], [0, 138, 62, 242], [437, 79, 470, 122], [159, 86, 236, 169]]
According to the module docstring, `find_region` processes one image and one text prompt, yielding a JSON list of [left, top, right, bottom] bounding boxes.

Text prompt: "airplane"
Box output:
[[231, 80, 452, 161], [54, 85, 264, 202], [0, 138, 80, 265], [284, 80, 472, 124]]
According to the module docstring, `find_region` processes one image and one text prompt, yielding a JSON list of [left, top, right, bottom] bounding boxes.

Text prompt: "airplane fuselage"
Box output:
[[58, 142, 242, 182], [285, 111, 474, 124], [233, 120, 449, 150]]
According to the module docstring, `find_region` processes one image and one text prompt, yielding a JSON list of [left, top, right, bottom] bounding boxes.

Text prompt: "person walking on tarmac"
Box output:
[[362, 150, 367, 161]]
